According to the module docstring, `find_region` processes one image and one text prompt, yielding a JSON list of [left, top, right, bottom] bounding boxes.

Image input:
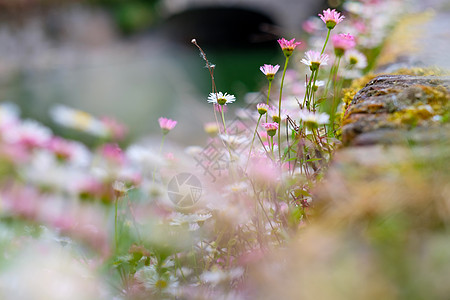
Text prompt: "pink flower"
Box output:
[[332, 33, 356, 56], [47, 137, 75, 161], [260, 64, 280, 81], [262, 122, 279, 136], [158, 117, 177, 134], [100, 143, 125, 165], [301, 50, 329, 71], [101, 117, 127, 141], [319, 8, 345, 29], [277, 38, 302, 57], [3, 120, 52, 149], [302, 18, 321, 34]]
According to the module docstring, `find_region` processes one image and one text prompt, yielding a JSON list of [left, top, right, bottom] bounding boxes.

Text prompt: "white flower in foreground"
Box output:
[[219, 134, 248, 149], [135, 265, 178, 295], [3, 120, 52, 148], [200, 267, 244, 286], [301, 50, 329, 71], [299, 109, 330, 129], [0, 241, 107, 300], [170, 212, 212, 231], [126, 144, 165, 171]]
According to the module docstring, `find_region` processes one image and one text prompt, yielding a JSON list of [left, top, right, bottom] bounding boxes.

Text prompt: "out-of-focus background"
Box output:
[[0, 0, 328, 145]]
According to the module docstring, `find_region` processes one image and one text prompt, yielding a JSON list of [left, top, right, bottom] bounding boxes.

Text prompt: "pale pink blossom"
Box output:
[[262, 122, 279, 136], [277, 38, 302, 57], [101, 117, 127, 141], [100, 143, 125, 165], [247, 155, 279, 183], [332, 33, 356, 55], [302, 18, 322, 33], [262, 122, 278, 130], [319, 8, 345, 29], [3, 120, 52, 149], [260, 64, 280, 80], [158, 117, 177, 134], [47, 137, 76, 161]]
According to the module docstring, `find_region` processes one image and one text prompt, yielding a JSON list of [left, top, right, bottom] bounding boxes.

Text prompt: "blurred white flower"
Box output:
[[200, 267, 244, 286], [0, 240, 108, 300], [50, 105, 108, 137], [3, 120, 52, 148]]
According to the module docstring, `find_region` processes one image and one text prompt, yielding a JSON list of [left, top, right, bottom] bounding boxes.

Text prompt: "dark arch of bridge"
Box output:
[[161, 6, 279, 49]]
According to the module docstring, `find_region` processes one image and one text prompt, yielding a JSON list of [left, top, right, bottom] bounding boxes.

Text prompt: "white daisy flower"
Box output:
[[207, 92, 236, 106], [344, 49, 368, 69], [298, 109, 330, 129]]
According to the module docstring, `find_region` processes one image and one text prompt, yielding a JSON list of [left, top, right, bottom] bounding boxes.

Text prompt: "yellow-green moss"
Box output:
[[389, 84, 449, 126], [394, 67, 449, 76], [339, 73, 379, 120]]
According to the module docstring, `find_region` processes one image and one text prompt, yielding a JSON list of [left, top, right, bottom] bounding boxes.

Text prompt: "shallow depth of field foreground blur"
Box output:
[[0, 0, 449, 299]]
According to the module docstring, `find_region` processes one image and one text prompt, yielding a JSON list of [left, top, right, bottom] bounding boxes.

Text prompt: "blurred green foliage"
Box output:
[[89, 0, 161, 34]]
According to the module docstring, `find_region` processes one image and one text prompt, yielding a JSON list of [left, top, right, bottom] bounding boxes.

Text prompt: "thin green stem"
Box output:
[[152, 135, 166, 182], [321, 28, 332, 55], [245, 114, 263, 171], [266, 80, 272, 123], [270, 136, 274, 158], [330, 56, 342, 127], [323, 58, 337, 100], [277, 56, 290, 161], [219, 106, 237, 171], [115, 195, 119, 250], [303, 70, 315, 108], [220, 106, 227, 134]]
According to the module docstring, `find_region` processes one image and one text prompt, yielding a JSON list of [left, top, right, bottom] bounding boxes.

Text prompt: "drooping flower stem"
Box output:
[[277, 56, 290, 161], [246, 114, 263, 171]]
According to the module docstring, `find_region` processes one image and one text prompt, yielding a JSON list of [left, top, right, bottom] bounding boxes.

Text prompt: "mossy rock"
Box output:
[[341, 75, 449, 146]]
